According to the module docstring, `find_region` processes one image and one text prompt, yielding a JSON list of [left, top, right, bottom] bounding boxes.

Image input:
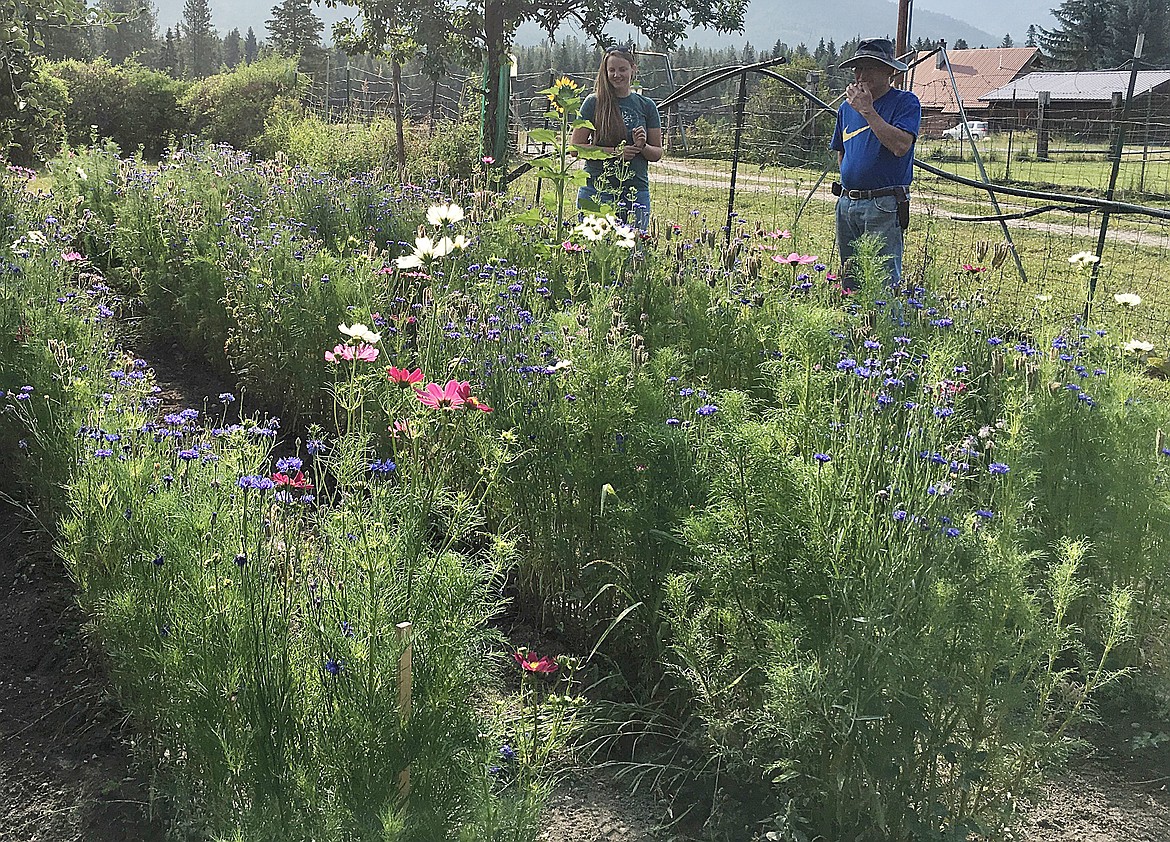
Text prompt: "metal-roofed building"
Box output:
[[979, 70, 1170, 141], [910, 47, 1041, 136]]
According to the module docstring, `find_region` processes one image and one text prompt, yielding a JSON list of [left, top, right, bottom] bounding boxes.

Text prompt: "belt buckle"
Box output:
[[847, 189, 863, 200]]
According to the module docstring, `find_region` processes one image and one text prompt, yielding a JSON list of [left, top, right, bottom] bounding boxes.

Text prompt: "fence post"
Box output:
[[1036, 90, 1050, 160], [725, 69, 748, 243], [1086, 34, 1144, 321], [1005, 90, 1016, 181]]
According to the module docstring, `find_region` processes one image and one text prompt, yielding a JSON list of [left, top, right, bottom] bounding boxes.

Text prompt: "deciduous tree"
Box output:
[[331, 0, 748, 167]]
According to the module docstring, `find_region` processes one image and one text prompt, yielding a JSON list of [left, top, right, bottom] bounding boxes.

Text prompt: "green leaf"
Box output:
[[527, 128, 558, 145], [573, 145, 610, 160]]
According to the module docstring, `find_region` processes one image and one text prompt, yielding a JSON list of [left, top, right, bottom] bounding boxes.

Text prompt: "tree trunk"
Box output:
[[482, 0, 508, 169]]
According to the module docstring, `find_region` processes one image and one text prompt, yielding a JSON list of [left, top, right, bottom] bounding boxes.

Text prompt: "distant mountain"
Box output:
[[917, 0, 1055, 47], [151, 0, 1010, 53]]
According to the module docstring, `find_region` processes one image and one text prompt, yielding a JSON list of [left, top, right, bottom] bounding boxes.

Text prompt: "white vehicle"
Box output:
[[942, 120, 989, 140]]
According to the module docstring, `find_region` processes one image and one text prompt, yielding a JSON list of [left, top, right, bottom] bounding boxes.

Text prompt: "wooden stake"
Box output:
[[396, 621, 413, 801]]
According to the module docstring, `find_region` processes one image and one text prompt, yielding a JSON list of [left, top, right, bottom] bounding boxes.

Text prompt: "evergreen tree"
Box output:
[[266, 0, 324, 56], [181, 0, 219, 77], [1039, 0, 1115, 69], [97, 0, 158, 65], [1000, 33, 1014, 48], [953, 38, 970, 50], [223, 27, 243, 67], [244, 27, 260, 63], [161, 26, 181, 76], [1106, 0, 1170, 67], [1026, 25, 1039, 47]]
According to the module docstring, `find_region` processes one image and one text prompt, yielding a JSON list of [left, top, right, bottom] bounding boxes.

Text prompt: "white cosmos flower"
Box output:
[[26, 230, 47, 245], [1123, 339, 1155, 353], [395, 234, 455, 269], [1068, 250, 1100, 268], [339, 323, 381, 344], [1034, 293, 1052, 302], [1113, 292, 1142, 307], [449, 234, 470, 250], [426, 203, 465, 226], [76, 167, 87, 181], [574, 216, 605, 241], [615, 226, 638, 248]]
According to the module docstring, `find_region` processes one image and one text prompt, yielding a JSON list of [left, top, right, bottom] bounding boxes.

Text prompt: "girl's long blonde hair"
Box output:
[[591, 48, 635, 147]]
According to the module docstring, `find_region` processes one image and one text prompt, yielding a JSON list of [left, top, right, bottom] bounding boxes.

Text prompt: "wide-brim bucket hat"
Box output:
[[839, 38, 909, 72]]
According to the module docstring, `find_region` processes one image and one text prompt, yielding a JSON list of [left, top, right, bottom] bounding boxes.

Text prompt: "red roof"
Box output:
[[909, 47, 1040, 113]]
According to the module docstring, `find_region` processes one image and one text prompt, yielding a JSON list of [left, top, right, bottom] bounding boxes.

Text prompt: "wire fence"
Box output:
[[304, 52, 1170, 343]]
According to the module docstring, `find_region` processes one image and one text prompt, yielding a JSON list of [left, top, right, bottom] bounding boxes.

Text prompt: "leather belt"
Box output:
[[832, 182, 908, 200]]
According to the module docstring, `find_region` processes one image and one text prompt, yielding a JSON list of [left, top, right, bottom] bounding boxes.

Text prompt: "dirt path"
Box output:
[[653, 158, 1169, 249]]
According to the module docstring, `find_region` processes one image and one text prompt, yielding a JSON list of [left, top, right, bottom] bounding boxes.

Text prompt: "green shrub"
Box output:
[[181, 56, 305, 154], [47, 59, 187, 158]]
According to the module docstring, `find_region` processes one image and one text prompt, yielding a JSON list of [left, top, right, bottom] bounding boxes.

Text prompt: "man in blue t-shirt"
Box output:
[[830, 37, 921, 290]]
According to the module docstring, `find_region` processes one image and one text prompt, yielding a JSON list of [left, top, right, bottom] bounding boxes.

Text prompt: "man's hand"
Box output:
[[846, 81, 875, 116]]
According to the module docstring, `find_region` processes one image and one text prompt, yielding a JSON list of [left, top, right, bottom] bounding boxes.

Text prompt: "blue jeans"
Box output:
[[577, 185, 651, 231], [835, 194, 904, 289]]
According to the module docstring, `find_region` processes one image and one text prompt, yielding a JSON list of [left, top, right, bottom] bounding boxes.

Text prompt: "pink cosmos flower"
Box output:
[[773, 252, 818, 265], [514, 651, 559, 675], [325, 343, 380, 363], [416, 380, 466, 410], [961, 264, 988, 273], [562, 241, 585, 253], [272, 470, 313, 490], [61, 251, 83, 262], [454, 381, 493, 412], [387, 366, 424, 388]]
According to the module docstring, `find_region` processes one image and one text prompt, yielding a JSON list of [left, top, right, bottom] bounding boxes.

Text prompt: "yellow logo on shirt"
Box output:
[[842, 125, 870, 142]]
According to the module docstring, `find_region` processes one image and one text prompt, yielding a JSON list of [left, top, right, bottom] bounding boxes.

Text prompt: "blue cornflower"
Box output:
[[679, 387, 695, 397], [325, 657, 344, 676], [944, 527, 961, 538], [988, 462, 1010, 475], [151, 554, 165, 566], [666, 418, 681, 426], [340, 620, 355, 638], [893, 510, 908, 522], [178, 448, 199, 460], [237, 475, 275, 490], [837, 358, 857, 371], [369, 459, 397, 474], [234, 553, 247, 567], [975, 509, 995, 519], [218, 393, 235, 403], [987, 337, 1004, 346], [933, 406, 954, 418], [276, 456, 303, 473], [306, 438, 325, 455], [499, 745, 517, 761], [94, 448, 114, 458], [696, 404, 719, 416], [813, 453, 831, 464]]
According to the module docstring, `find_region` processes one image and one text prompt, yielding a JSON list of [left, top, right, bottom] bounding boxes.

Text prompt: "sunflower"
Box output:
[[545, 76, 582, 114]]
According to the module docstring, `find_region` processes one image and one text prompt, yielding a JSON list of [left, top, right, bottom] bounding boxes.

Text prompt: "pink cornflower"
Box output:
[[387, 366, 424, 388], [417, 380, 466, 410]]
